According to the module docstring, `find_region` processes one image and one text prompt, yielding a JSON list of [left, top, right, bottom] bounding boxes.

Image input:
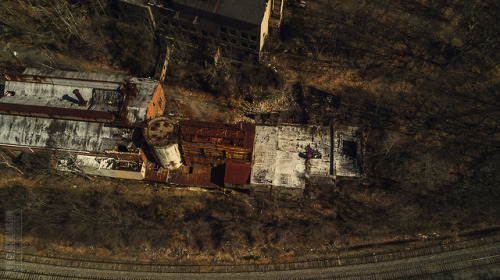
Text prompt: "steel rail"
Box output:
[[1, 249, 498, 280], [0, 232, 499, 279]]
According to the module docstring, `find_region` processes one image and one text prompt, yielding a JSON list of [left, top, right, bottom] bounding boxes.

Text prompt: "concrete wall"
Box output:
[[260, 0, 272, 51], [156, 8, 262, 57]]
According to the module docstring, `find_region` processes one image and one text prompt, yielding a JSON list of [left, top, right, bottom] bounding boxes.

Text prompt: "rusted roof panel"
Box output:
[[179, 120, 255, 167], [167, 165, 220, 187], [0, 114, 132, 153], [180, 120, 255, 149], [224, 161, 252, 185]]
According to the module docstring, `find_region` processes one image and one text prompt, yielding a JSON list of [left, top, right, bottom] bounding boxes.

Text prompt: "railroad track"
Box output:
[[1, 233, 499, 279]]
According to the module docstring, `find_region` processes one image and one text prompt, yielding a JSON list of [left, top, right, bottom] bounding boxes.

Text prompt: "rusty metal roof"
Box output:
[[0, 114, 133, 153], [157, 120, 257, 187], [181, 120, 255, 149], [167, 165, 220, 187], [224, 161, 252, 185], [179, 120, 255, 171]]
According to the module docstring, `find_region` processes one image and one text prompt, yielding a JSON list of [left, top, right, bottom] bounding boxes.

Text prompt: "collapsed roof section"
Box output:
[[333, 126, 365, 178], [0, 68, 164, 126], [74, 155, 145, 180]]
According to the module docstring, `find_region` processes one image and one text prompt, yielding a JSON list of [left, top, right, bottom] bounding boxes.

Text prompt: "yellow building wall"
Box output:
[[260, 0, 272, 51]]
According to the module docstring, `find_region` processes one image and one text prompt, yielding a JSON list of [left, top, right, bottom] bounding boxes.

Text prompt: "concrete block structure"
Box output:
[[122, 0, 284, 61]]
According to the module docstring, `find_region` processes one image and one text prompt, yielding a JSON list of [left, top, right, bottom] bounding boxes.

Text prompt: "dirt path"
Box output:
[[162, 86, 233, 121]]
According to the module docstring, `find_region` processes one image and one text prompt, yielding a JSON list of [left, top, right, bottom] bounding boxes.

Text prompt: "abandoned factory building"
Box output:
[[0, 69, 364, 189], [124, 0, 284, 61], [0, 68, 166, 180]]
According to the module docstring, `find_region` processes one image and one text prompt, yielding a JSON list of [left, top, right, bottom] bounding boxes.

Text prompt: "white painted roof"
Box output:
[[0, 114, 132, 153], [251, 124, 364, 189], [2, 80, 120, 111], [2, 69, 161, 123], [251, 125, 333, 189]]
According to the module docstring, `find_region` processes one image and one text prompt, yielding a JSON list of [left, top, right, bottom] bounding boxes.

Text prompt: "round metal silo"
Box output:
[[144, 117, 183, 170]]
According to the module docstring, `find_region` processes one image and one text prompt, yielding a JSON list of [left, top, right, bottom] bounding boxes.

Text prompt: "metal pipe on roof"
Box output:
[[73, 89, 88, 106]]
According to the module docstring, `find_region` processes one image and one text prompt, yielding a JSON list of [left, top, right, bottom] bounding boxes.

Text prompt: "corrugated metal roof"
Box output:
[[224, 161, 251, 185], [0, 114, 133, 153], [181, 120, 255, 149], [169, 0, 269, 26], [167, 164, 219, 187]]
